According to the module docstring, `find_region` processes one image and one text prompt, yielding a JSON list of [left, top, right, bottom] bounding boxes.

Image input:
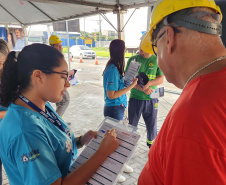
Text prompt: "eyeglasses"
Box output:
[[152, 30, 166, 56], [151, 27, 180, 56], [42, 70, 69, 82]]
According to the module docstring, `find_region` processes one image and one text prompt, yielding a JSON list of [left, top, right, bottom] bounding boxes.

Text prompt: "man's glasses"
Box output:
[[42, 70, 69, 82], [151, 27, 180, 56], [152, 30, 166, 56]]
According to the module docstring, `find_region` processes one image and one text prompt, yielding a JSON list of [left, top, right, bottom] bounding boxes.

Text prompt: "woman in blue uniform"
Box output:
[[103, 39, 137, 120], [0, 44, 118, 185], [103, 39, 137, 182]]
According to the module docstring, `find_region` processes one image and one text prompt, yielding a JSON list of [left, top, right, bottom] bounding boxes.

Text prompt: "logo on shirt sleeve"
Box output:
[[21, 154, 29, 163], [21, 149, 40, 163]]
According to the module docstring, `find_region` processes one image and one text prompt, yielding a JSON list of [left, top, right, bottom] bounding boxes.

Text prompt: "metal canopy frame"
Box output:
[[0, 0, 156, 26], [26, 0, 116, 9], [24, 9, 110, 26], [25, 0, 156, 13]]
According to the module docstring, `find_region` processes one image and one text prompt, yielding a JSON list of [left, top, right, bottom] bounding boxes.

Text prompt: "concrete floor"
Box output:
[[2, 56, 181, 185]]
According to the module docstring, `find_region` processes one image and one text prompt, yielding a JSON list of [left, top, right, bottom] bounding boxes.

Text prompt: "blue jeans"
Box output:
[[104, 105, 125, 120]]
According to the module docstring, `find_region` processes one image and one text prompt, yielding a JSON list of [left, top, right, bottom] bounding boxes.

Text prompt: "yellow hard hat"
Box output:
[[142, 0, 222, 54], [49, 35, 63, 45]]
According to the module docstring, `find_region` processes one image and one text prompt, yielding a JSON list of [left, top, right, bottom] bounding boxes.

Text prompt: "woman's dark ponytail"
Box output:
[[0, 51, 20, 107]]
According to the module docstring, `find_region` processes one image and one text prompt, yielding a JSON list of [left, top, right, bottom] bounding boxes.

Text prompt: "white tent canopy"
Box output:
[[0, 0, 156, 26]]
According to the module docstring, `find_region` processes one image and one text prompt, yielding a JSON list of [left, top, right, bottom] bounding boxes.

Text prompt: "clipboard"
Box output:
[[124, 59, 141, 87], [69, 117, 141, 185]]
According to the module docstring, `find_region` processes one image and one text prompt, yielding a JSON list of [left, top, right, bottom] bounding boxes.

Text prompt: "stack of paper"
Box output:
[[69, 117, 141, 185]]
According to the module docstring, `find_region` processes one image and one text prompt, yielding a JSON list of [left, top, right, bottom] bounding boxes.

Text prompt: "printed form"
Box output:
[[69, 117, 141, 185], [124, 60, 141, 87]]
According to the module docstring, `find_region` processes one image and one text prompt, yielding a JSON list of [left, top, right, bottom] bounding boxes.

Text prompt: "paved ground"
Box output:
[[2, 56, 181, 185]]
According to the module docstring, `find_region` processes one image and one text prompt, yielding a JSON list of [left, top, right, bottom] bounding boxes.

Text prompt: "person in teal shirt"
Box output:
[[0, 101, 77, 184], [0, 44, 119, 185], [103, 39, 137, 120], [103, 39, 137, 183]]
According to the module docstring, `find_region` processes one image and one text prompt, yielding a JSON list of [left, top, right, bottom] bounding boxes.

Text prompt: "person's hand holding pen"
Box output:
[[97, 129, 119, 157]]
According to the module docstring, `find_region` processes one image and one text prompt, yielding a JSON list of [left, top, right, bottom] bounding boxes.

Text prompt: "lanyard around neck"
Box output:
[[19, 94, 65, 133]]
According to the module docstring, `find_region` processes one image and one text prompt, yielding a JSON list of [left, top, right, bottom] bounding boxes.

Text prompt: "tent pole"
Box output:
[[23, 26, 28, 46], [146, 6, 154, 31], [117, 12, 124, 40], [66, 20, 71, 70]]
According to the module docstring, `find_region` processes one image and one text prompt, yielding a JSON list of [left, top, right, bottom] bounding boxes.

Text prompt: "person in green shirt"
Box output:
[[125, 43, 164, 148]]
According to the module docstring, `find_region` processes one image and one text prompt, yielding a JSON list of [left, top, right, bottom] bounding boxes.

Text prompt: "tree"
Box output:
[[91, 32, 105, 41], [107, 36, 116, 41], [80, 31, 92, 39]]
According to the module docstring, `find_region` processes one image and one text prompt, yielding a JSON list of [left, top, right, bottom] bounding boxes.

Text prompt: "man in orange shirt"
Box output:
[[139, 0, 226, 184]]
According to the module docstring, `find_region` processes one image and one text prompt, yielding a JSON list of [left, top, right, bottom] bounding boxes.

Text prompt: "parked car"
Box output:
[[70, 45, 96, 59]]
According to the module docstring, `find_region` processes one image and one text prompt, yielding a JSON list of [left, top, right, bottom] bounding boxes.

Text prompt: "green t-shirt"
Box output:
[[125, 54, 164, 100]]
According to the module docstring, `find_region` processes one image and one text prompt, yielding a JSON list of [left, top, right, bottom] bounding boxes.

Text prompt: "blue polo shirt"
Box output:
[[103, 64, 127, 107], [0, 102, 77, 185]]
